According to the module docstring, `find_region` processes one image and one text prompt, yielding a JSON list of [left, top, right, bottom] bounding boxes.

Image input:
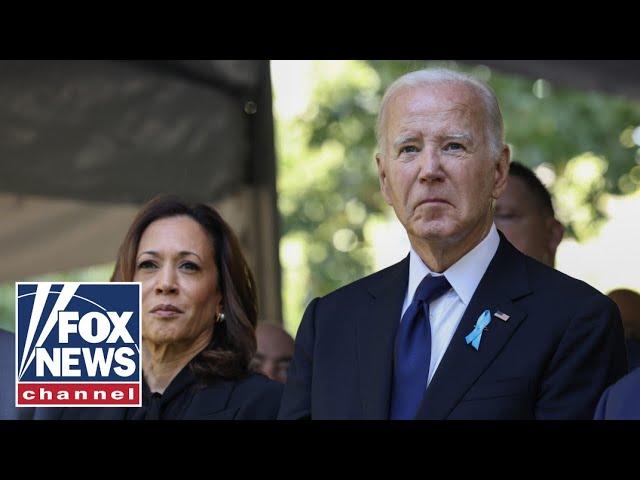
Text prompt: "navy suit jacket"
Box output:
[[278, 234, 628, 420], [33, 372, 282, 420], [594, 367, 640, 420], [0, 329, 35, 420]]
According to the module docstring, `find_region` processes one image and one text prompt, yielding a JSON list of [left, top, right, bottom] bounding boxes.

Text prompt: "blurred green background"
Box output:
[[3, 60, 640, 336]]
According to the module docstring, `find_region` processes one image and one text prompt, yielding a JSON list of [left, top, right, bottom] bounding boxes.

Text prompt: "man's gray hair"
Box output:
[[375, 68, 505, 160]]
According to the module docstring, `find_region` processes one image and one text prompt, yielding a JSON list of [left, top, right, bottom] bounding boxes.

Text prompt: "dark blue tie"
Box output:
[[390, 274, 451, 420]]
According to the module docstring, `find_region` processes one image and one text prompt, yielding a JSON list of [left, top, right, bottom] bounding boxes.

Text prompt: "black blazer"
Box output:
[[34, 372, 283, 420], [278, 233, 628, 420]]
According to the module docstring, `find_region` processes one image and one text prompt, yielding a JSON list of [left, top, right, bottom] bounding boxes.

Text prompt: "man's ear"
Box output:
[[547, 217, 565, 256], [376, 152, 392, 206], [492, 146, 511, 200]]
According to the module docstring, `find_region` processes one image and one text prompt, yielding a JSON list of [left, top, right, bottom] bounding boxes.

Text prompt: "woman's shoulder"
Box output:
[[224, 372, 283, 420], [231, 372, 284, 398]]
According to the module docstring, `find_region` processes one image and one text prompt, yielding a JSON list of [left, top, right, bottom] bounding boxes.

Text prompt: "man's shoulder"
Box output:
[[319, 257, 407, 302], [612, 367, 640, 392], [227, 373, 283, 419], [598, 367, 640, 419], [493, 240, 610, 310], [523, 253, 605, 297]]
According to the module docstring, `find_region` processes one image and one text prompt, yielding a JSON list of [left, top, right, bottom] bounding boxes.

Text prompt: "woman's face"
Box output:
[[134, 215, 222, 348]]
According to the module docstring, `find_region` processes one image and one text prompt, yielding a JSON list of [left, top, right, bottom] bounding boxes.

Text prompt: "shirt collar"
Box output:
[[408, 223, 500, 306]]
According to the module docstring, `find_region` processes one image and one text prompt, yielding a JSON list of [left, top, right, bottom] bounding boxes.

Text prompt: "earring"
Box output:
[[216, 312, 225, 323]]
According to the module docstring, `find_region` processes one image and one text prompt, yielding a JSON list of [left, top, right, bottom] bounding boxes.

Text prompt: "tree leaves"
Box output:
[[277, 60, 640, 330]]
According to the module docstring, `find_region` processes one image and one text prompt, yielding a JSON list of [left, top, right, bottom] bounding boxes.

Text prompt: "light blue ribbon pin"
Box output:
[[465, 309, 492, 351]]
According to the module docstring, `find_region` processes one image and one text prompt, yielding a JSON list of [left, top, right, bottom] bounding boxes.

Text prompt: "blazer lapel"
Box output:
[[183, 381, 238, 420], [56, 406, 128, 420], [417, 235, 531, 420], [357, 256, 409, 419]]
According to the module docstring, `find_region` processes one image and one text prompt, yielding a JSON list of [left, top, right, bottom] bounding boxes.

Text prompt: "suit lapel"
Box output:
[[357, 256, 409, 419], [417, 236, 531, 419]]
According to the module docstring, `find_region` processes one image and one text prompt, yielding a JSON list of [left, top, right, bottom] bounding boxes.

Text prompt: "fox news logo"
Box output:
[[16, 282, 141, 407]]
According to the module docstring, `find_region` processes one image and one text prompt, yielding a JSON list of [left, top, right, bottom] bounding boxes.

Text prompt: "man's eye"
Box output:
[[445, 143, 464, 151], [277, 360, 292, 371], [400, 146, 418, 154]]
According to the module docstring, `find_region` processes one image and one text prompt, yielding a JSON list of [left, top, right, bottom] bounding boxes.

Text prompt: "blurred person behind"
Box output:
[[607, 288, 640, 371], [251, 322, 294, 383], [0, 328, 35, 420], [35, 194, 282, 420], [494, 161, 564, 267]]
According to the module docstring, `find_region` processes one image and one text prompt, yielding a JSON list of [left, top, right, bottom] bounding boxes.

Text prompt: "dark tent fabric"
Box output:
[[0, 60, 282, 322], [0, 60, 272, 204]]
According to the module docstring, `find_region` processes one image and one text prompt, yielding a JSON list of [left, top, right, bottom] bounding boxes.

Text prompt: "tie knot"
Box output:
[[413, 274, 451, 304]]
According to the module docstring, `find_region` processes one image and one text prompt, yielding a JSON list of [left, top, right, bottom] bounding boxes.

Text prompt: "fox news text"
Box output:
[[16, 282, 142, 407]]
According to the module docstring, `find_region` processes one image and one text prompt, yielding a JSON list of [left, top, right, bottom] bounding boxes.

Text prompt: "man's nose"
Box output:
[[418, 149, 444, 182]]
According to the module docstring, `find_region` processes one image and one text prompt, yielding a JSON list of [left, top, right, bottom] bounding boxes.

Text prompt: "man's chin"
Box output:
[[408, 223, 453, 243]]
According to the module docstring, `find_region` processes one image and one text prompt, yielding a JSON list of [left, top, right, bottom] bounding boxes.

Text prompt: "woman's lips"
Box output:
[[150, 304, 184, 317]]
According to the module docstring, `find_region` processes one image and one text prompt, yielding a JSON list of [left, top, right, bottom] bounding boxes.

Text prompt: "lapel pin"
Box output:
[[466, 310, 492, 351], [494, 311, 510, 321]]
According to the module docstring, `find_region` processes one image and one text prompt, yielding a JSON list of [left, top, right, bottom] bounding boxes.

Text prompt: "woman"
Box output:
[[38, 194, 283, 420]]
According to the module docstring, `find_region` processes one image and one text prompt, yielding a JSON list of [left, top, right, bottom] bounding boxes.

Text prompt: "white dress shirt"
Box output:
[[401, 224, 500, 387]]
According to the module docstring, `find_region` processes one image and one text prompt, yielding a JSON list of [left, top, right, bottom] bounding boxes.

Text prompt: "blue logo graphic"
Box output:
[[16, 282, 141, 407]]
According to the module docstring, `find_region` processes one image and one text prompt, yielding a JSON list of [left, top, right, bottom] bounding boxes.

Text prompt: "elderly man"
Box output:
[[278, 67, 627, 420]]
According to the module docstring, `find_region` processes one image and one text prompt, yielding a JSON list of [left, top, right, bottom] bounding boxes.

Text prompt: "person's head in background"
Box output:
[[607, 289, 640, 341], [111, 194, 258, 383], [494, 161, 564, 267], [251, 322, 294, 383], [607, 288, 640, 370]]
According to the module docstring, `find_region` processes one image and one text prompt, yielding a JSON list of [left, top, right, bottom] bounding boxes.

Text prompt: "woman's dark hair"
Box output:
[[111, 194, 258, 381]]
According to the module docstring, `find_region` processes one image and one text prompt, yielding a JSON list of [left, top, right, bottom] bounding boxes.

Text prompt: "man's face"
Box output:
[[494, 175, 555, 266], [376, 83, 508, 253], [607, 290, 640, 340], [251, 324, 294, 383]]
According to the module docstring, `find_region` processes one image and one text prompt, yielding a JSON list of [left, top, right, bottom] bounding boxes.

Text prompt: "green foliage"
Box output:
[[4, 61, 640, 337], [492, 71, 640, 238], [0, 262, 114, 332], [277, 60, 640, 332]]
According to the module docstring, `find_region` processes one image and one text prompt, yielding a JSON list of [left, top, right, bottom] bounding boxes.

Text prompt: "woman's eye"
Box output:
[[181, 262, 200, 271], [137, 260, 156, 270]]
